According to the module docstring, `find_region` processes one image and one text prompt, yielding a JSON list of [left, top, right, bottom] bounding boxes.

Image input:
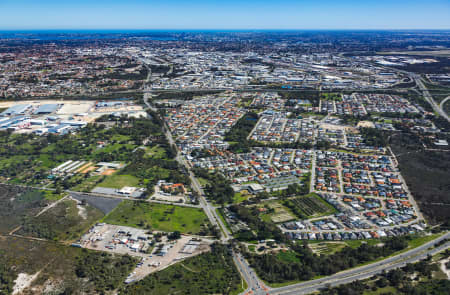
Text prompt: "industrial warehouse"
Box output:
[[0, 99, 147, 134]]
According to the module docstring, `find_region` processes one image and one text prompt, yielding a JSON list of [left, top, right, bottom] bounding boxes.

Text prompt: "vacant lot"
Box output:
[[259, 201, 296, 223], [17, 198, 103, 242], [102, 201, 211, 234], [71, 175, 105, 192], [97, 173, 142, 189], [308, 242, 347, 255], [283, 193, 337, 219]]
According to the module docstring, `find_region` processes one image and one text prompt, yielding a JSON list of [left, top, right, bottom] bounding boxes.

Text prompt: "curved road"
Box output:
[[439, 96, 450, 118], [269, 232, 449, 295], [414, 75, 449, 122]]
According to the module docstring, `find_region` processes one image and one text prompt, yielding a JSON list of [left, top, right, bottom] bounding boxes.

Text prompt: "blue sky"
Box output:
[[0, 0, 449, 30]]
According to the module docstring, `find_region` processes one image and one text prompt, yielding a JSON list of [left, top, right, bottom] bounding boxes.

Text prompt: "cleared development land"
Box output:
[[102, 200, 211, 235]]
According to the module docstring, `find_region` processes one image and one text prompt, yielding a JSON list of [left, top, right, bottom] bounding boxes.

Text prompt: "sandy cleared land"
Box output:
[[151, 186, 186, 203], [0, 100, 91, 109], [93, 105, 144, 113], [357, 120, 375, 128], [439, 257, 450, 279], [320, 122, 355, 131], [13, 272, 41, 295], [57, 102, 94, 114], [378, 50, 450, 57]]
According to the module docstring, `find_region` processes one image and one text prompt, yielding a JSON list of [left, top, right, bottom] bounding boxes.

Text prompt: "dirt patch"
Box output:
[[13, 272, 41, 295], [101, 169, 117, 176], [69, 196, 88, 220], [76, 162, 93, 173], [439, 257, 450, 279], [357, 121, 375, 128]]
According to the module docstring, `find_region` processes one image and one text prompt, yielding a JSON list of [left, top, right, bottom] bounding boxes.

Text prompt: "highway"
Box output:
[[233, 251, 270, 295], [414, 75, 450, 122], [234, 249, 281, 295], [439, 95, 450, 118], [269, 232, 450, 295]]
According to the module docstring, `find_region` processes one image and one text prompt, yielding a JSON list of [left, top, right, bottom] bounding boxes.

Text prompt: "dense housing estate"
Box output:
[[0, 30, 449, 295]]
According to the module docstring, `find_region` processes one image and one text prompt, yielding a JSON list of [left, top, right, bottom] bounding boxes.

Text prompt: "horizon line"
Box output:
[[1, 28, 450, 32]]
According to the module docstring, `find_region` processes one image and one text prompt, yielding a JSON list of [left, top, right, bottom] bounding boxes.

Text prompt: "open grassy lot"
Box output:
[[308, 242, 347, 255], [283, 193, 337, 219], [277, 250, 301, 263], [17, 198, 104, 242], [258, 201, 296, 223], [121, 243, 242, 295], [145, 145, 167, 159], [102, 200, 211, 234], [197, 177, 210, 187], [233, 192, 250, 204], [0, 236, 137, 295], [344, 239, 381, 249], [97, 173, 142, 189], [71, 175, 105, 192]]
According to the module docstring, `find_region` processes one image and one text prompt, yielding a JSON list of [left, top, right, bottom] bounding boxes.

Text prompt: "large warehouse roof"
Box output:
[[2, 104, 31, 115], [34, 104, 60, 114]]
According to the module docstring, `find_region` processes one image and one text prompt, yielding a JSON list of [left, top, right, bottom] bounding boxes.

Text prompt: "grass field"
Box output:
[[102, 200, 211, 234], [71, 175, 105, 192], [97, 173, 142, 189], [121, 244, 242, 295], [259, 201, 296, 223], [145, 145, 167, 159], [41, 190, 66, 201], [197, 177, 210, 187], [277, 251, 301, 263], [308, 242, 347, 255], [344, 239, 381, 249], [233, 192, 250, 204]]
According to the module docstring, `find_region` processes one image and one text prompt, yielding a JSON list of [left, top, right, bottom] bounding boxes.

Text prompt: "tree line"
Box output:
[[245, 236, 409, 283]]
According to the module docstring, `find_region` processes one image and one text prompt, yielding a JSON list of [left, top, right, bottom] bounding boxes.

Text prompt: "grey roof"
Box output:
[[2, 104, 31, 115], [34, 104, 60, 114]]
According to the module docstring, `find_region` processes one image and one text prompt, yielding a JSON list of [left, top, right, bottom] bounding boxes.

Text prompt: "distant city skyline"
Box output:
[[0, 0, 449, 30]]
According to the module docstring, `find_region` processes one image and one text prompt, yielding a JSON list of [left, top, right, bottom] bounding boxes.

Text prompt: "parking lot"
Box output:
[[77, 223, 213, 283]]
